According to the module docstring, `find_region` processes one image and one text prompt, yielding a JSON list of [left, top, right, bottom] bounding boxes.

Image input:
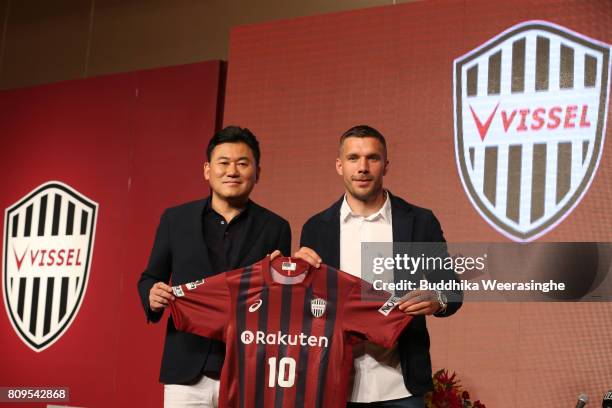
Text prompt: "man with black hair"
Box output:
[[138, 125, 291, 407], [296, 125, 462, 408]]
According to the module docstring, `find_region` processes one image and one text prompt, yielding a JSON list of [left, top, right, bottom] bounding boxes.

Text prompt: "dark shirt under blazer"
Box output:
[[137, 197, 291, 384]]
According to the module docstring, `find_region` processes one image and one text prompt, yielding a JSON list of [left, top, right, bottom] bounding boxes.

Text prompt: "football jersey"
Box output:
[[169, 256, 412, 408]]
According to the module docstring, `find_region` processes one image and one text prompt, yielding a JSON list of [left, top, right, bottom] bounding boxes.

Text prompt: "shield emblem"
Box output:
[[2, 181, 98, 351], [454, 21, 611, 241], [310, 298, 326, 318]]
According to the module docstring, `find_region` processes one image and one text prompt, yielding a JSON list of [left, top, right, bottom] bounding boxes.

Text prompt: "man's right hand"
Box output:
[[293, 247, 322, 268], [149, 281, 175, 312]]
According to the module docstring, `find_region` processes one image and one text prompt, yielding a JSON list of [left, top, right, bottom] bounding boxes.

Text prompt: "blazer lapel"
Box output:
[[390, 192, 415, 292], [322, 196, 343, 269], [391, 192, 414, 242], [193, 198, 215, 277], [232, 201, 260, 268]]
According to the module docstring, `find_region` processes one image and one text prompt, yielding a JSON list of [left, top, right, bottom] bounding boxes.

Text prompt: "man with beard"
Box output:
[[296, 125, 462, 407]]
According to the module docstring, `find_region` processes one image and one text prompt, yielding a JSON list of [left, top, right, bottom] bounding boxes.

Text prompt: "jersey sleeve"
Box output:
[[342, 280, 412, 348], [168, 273, 231, 342]]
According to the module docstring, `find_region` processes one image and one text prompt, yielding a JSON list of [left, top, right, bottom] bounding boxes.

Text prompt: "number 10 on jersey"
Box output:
[[268, 357, 296, 388]]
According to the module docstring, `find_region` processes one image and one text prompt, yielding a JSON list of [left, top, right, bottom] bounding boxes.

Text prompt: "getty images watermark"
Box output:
[[361, 242, 612, 302]]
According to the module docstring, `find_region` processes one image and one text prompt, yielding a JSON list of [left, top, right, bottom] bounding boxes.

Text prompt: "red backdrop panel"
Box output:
[[0, 61, 222, 407], [224, 0, 612, 243], [222, 1, 612, 407]]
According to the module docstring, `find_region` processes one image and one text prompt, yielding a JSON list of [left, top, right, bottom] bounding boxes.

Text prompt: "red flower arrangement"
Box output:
[[425, 369, 486, 408]]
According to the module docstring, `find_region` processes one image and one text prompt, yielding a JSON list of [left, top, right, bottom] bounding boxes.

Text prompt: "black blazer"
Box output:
[[300, 192, 462, 396], [137, 198, 291, 384]]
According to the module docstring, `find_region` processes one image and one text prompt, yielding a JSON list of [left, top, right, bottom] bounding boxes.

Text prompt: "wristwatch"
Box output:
[[434, 290, 448, 314]]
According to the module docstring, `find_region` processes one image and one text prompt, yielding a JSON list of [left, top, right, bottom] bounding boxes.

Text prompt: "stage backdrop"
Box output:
[[222, 0, 612, 407], [0, 61, 223, 407]]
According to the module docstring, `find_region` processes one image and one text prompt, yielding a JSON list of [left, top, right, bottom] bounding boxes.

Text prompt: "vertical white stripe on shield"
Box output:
[[549, 37, 561, 91], [51, 273, 62, 334], [501, 42, 513, 95], [472, 142, 485, 194], [476, 59, 487, 99], [519, 141, 533, 228], [30, 198, 40, 240], [574, 46, 585, 92], [35, 273, 47, 339], [73, 206, 83, 237], [58, 194, 69, 239], [43, 192, 54, 236], [21, 275, 32, 330], [496, 144, 509, 216], [570, 139, 583, 193], [524, 34, 537, 94], [544, 141, 558, 217]]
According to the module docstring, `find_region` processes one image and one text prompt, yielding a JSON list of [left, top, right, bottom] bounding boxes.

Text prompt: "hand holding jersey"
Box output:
[[292, 246, 322, 269], [149, 282, 175, 312], [147, 236, 297, 314], [169, 256, 413, 408], [294, 246, 444, 317], [397, 289, 444, 316]]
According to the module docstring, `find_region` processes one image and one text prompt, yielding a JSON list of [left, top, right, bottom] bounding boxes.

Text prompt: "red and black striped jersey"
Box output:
[[169, 256, 412, 408]]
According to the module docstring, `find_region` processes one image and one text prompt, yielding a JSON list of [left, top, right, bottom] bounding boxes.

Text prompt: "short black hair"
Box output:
[[206, 125, 261, 166], [339, 125, 387, 157]]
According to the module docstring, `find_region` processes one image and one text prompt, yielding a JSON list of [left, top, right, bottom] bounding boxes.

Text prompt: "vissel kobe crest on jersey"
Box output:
[[454, 21, 611, 241], [2, 181, 98, 352], [311, 298, 326, 318]]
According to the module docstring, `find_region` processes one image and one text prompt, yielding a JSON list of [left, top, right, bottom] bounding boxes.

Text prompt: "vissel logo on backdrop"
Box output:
[[454, 21, 611, 241], [2, 181, 98, 352]]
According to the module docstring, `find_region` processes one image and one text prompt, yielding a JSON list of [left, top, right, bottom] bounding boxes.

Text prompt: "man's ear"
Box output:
[[255, 166, 261, 183], [336, 158, 343, 176], [203, 162, 210, 181]]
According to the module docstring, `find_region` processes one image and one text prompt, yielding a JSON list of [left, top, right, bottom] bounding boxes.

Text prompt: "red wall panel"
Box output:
[[0, 61, 222, 407], [224, 0, 612, 243], [116, 62, 223, 408], [222, 1, 612, 407]]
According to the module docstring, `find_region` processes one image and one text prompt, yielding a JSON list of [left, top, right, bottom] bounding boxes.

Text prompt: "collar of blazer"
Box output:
[[318, 190, 416, 243]]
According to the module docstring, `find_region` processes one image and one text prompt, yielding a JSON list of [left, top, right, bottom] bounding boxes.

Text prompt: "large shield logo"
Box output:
[[2, 181, 98, 351], [454, 21, 611, 241]]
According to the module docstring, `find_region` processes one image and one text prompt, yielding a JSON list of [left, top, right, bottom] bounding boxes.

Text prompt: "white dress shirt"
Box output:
[[339, 193, 411, 402]]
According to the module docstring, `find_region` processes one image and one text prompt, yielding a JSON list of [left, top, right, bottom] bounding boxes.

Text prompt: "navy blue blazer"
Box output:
[[138, 198, 291, 384], [300, 192, 462, 396]]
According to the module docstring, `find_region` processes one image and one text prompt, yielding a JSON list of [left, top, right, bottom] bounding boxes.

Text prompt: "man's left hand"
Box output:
[[269, 250, 282, 260], [398, 290, 441, 315], [269, 248, 322, 268]]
